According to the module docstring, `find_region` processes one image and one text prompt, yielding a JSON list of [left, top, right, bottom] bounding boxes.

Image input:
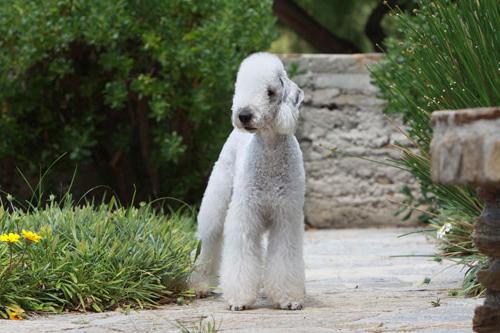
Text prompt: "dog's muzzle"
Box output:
[[237, 107, 257, 131], [238, 108, 252, 124]]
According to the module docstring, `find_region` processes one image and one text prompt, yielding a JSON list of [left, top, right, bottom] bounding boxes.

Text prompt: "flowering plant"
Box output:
[[0, 193, 196, 319], [0, 228, 43, 320]]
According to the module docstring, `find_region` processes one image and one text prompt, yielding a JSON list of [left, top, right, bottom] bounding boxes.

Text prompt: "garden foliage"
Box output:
[[371, 0, 499, 295], [0, 196, 197, 318], [0, 0, 275, 202]]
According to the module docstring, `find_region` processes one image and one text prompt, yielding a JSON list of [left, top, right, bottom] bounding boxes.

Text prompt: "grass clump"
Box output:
[[370, 0, 499, 295], [0, 196, 197, 319], [176, 316, 220, 333]]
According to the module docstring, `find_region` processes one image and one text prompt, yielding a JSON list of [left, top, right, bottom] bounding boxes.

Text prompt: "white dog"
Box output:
[[190, 52, 305, 311]]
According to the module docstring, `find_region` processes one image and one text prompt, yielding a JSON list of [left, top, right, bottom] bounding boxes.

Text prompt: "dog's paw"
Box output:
[[229, 304, 247, 311], [277, 302, 303, 310]]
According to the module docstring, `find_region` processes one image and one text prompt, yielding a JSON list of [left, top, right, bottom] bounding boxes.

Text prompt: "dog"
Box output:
[[190, 52, 305, 311]]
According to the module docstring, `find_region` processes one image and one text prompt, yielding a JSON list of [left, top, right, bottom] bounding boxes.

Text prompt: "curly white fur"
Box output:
[[190, 52, 305, 311]]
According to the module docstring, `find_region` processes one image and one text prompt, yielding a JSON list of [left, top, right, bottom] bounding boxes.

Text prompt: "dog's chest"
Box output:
[[235, 138, 303, 202], [250, 163, 289, 198]]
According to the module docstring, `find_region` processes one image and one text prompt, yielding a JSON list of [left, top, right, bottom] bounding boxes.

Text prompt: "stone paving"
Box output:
[[2, 228, 481, 332]]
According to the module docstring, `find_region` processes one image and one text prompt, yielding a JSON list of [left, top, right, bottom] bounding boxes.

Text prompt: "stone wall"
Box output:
[[282, 54, 417, 228]]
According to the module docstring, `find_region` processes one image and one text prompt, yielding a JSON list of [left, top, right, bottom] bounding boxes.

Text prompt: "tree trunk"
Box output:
[[273, 0, 360, 53]]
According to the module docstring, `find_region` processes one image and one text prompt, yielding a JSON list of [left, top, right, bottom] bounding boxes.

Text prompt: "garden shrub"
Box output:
[[0, 196, 197, 318], [371, 0, 499, 295], [0, 0, 275, 202]]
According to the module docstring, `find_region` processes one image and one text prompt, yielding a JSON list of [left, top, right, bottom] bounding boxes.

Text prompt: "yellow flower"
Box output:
[[22, 230, 42, 243], [6, 305, 24, 320], [8, 311, 23, 320], [0, 233, 20, 243]]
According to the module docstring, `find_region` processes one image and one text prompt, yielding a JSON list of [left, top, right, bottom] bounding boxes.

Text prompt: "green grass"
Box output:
[[370, 0, 499, 295], [0, 196, 197, 319]]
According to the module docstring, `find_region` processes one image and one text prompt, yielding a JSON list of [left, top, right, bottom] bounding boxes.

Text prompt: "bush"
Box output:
[[0, 197, 197, 318], [370, 0, 499, 295], [0, 0, 276, 202]]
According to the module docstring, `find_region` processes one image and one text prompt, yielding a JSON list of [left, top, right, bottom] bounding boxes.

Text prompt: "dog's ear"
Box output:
[[275, 74, 304, 135]]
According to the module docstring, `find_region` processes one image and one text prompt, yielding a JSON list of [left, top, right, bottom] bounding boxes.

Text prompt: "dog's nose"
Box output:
[[238, 109, 253, 125]]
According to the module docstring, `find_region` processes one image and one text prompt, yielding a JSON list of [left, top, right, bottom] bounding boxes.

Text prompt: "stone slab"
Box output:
[[431, 107, 500, 186], [3, 228, 481, 332]]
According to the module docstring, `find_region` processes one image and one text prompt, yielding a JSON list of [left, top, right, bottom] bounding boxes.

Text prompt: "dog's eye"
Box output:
[[267, 88, 276, 98]]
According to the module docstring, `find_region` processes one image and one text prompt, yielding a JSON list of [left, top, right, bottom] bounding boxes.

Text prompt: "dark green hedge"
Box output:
[[0, 0, 275, 202]]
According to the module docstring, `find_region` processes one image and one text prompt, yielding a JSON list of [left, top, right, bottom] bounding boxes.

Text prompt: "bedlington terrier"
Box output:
[[190, 52, 305, 311]]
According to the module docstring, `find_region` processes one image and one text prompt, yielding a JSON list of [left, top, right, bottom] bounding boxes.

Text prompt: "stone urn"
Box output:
[[430, 107, 500, 332]]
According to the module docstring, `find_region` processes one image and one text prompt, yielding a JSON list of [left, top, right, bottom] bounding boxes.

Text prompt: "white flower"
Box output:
[[437, 223, 453, 239]]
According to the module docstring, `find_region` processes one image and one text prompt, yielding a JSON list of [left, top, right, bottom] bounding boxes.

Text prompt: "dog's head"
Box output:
[[231, 53, 304, 135]]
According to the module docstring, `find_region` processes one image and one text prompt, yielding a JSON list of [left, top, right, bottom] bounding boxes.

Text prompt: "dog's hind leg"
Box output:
[[189, 142, 235, 297]]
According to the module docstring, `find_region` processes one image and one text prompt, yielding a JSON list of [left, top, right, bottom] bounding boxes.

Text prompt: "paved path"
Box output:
[[3, 228, 481, 332]]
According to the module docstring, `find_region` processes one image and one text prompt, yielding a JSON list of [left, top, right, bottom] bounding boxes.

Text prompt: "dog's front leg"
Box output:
[[220, 200, 262, 311], [189, 156, 234, 297], [264, 206, 305, 310]]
